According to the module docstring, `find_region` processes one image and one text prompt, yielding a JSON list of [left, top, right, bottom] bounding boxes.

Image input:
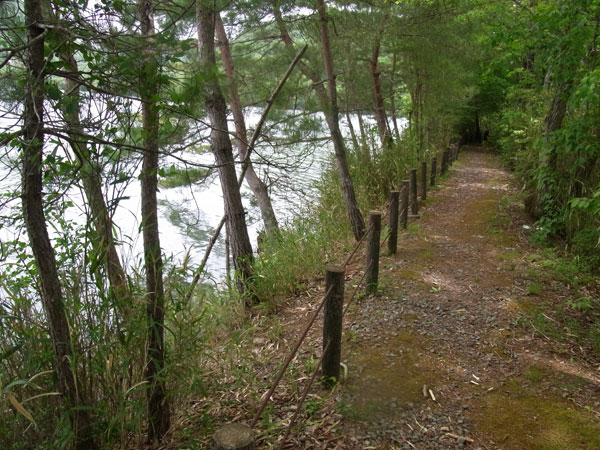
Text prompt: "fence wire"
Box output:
[[250, 148, 461, 447]]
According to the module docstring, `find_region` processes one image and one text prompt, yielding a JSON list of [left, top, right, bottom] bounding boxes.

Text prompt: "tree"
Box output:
[[215, 14, 280, 234], [197, 0, 255, 296], [58, 39, 129, 305], [272, 0, 365, 240], [138, 0, 170, 441], [368, 4, 394, 148], [21, 0, 97, 447]]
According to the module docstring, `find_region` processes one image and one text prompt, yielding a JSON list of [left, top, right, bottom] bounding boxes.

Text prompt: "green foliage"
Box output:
[[347, 133, 426, 212], [569, 228, 600, 269], [158, 165, 210, 188], [477, 0, 600, 250], [250, 200, 351, 307], [15, 0, 600, 446]]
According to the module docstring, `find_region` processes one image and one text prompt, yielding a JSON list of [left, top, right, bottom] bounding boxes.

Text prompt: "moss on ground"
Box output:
[[342, 331, 439, 420], [472, 378, 600, 450]]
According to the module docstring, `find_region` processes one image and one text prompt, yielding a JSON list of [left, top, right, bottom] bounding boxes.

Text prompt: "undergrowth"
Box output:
[[0, 129, 456, 448], [518, 242, 600, 362]]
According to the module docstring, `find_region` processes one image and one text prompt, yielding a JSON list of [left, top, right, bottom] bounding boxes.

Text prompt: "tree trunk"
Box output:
[[390, 52, 401, 140], [138, 0, 170, 442], [215, 15, 279, 235], [533, 80, 572, 218], [198, 1, 255, 295], [315, 0, 365, 240], [345, 108, 359, 152], [22, 1, 97, 448], [356, 110, 370, 162], [474, 110, 482, 143], [273, 0, 365, 240], [369, 11, 393, 149], [412, 68, 425, 152], [60, 49, 129, 305]]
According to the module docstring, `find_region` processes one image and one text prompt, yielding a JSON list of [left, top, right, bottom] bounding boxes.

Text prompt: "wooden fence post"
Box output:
[[400, 180, 409, 230], [431, 157, 437, 186], [441, 150, 449, 174], [409, 168, 418, 215], [365, 211, 381, 294], [387, 190, 399, 255], [421, 161, 427, 202], [322, 267, 344, 388]]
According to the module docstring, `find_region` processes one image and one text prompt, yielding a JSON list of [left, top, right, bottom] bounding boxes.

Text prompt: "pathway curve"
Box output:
[[339, 147, 600, 449]]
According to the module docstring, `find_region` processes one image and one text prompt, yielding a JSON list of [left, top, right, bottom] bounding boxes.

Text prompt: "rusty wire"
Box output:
[[250, 284, 334, 429], [343, 259, 372, 318], [277, 258, 372, 449], [251, 220, 373, 429], [277, 339, 332, 450], [252, 157, 445, 441], [342, 223, 371, 268]]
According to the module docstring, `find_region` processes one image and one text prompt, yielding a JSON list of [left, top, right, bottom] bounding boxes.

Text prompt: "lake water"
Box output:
[[0, 107, 392, 285]]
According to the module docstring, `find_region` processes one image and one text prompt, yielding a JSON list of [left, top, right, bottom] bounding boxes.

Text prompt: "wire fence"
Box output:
[[214, 143, 463, 449]]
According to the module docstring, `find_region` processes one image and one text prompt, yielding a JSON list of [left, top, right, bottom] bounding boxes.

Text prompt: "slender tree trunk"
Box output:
[[22, 1, 97, 448], [61, 50, 129, 303], [138, 0, 170, 442], [390, 52, 401, 140], [345, 108, 359, 152], [474, 110, 482, 142], [198, 1, 255, 295], [273, 0, 365, 240], [315, 0, 365, 240], [369, 11, 393, 149], [215, 15, 279, 234], [357, 110, 370, 160], [342, 69, 360, 152], [534, 80, 572, 218], [573, 151, 598, 198]]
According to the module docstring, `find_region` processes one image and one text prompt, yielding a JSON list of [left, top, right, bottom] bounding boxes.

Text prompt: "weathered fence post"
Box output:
[[431, 157, 437, 186], [213, 423, 255, 450], [441, 149, 449, 174], [400, 180, 409, 230], [387, 190, 399, 255], [421, 161, 427, 202], [365, 211, 381, 294], [409, 168, 418, 215], [322, 267, 344, 388]]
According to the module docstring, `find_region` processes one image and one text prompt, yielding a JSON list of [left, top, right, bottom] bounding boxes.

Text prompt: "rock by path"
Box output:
[[338, 147, 600, 449]]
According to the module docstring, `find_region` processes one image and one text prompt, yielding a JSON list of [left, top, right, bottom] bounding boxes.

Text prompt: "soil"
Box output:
[[181, 147, 600, 449], [337, 147, 600, 450]]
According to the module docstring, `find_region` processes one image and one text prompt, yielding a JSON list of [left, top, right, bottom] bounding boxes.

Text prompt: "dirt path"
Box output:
[[338, 147, 600, 449]]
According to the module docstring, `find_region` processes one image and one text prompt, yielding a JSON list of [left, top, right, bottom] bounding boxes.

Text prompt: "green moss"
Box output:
[[397, 269, 422, 281], [507, 297, 537, 313], [343, 332, 438, 420], [524, 364, 548, 383], [472, 383, 600, 449], [500, 251, 521, 261], [527, 282, 542, 296]]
